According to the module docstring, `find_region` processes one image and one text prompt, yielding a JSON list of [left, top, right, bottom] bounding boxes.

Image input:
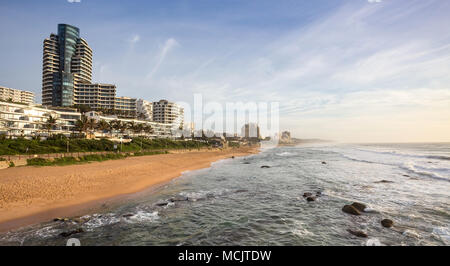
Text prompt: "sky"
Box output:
[[0, 0, 449, 142]]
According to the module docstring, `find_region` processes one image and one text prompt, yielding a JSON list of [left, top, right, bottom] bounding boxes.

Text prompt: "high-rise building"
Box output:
[[136, 99, 153, 121], [152, 100, 184, 129], [0, 86, 35, 104], [74, 83, 116, 110], [115, 96, 137, 117], [42, 24, 93, 107], [241, 123, 261, 139]]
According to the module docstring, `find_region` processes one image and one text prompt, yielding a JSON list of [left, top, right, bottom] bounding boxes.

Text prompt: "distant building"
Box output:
[[115, 97, 137, 117], [0, 101, 81, 136], [152, 100, 184, 129], [0, 86, 34, 104], [85, 111, 173, 139], [74, 83, 116, 110], [241, 123, 261, 139], [136, 99, 153, 121], [281, 131, 291, 142]]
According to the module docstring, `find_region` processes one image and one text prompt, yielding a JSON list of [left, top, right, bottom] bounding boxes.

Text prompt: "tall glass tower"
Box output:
[[42, 24, 92, 107]]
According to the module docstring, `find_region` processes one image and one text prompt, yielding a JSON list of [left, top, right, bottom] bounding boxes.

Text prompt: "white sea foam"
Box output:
[[124, 211, 159, 224], [432, 227, 450, 244]]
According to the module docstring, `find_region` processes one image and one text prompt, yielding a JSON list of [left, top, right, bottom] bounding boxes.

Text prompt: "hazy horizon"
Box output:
[[0, 0, 449, 143]]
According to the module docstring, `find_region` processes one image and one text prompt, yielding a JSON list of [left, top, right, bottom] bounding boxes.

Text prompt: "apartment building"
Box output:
[[136, 99, 153, 121], [115, 97, 137, 117], [0, 101, 81, 136], [85, 111, 173, 138], [0, 86, 35, 104], [74, 83, 116, 110], [152, 100, 184, 129]]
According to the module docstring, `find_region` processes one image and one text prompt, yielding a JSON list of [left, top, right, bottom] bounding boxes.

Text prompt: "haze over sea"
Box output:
[[1, 142, 449, 246]]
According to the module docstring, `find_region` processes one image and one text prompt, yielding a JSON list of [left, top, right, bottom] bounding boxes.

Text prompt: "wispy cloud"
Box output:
[[145, 38, 179, 80]]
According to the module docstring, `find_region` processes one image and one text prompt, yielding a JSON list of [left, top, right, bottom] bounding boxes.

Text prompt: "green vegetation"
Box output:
[[25, 151, 171, 167], [26, 153, 129, 166], [0, 136, 211, 155], [8, 161, 15, 167]]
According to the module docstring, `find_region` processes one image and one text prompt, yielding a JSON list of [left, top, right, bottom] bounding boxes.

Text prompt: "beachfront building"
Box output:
[[42, 24, 93, 107], [0, 86, 35, 104], [136, 99, 153, 121], [0, 101, 81, 136], [85, 111, 173, 138], [74, 82, 116, 110], [152, 100, 184, 129], [115, 97, 137, 118], [241, 123, 261, 139]]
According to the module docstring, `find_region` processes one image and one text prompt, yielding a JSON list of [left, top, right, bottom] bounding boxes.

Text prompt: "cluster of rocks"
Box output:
[[341, 201, 395, 238], [59, 228, 84, 238], [302, 191, 322, 202], [53, 217, 90, 224]]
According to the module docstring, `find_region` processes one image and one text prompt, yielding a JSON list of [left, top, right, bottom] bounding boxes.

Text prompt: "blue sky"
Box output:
[[1, 0, 449, 142]]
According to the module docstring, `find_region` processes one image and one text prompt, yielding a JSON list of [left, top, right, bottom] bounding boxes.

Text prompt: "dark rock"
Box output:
[[53, 218, 63, 222], [316, 191, 322, 197], [342, 205, 361, 215], [261, 165, 271, 168], [303, 192, 313, 198], [402, 174, 410, 177], [231, 156, 235, 159], [242, 162, 251, 164], [306, 196, 316, 202], [347, 229, 368, 238], [322, 161, 327, 164], [169, 196, 189, 202], [374, 180, 394, 183], [59, 228, 84, 238], [381, 219, 394, 228], [235, 189, 248, 193], [122, 213, 134, 218], [351, 202, 366, 212], [155, 202, 169, 207]]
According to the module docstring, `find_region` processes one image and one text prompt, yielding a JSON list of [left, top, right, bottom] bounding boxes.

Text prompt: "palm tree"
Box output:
[[96, 119, 111, 137], [127, 121, 137, 137], [134, 123, 145, 137], [74, 116, 89, 137], [110, 120, 122, 137], [143, 124, 154, 138], [44, 114, 57, 137]]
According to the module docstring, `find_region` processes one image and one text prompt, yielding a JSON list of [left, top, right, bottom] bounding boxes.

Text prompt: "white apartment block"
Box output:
[[0, 102, 81, 136], [85, 111, 173, 138], [0, 86, 35, 104], [152, 100, 184, 129], [136, 99, 153, 121]]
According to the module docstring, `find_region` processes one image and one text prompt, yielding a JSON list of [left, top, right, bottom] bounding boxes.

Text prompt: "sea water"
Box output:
[[1, 143, 449, 246]]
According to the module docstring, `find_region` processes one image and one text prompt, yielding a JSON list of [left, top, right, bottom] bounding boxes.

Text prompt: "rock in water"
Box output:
[[59, 228, 84, 237], [231, 156, 235, 159], [242, 162, 250, 164], [306, 196, 316, 202], [342, 205, 361, 215], [351, 202, 366, 212], [347, 229, 368, 238], [122, 213, 134, 218], [374, 180, 394, 183], [261, 165, 271, 168], [321, 162, 327, 164], [303, 192, 313, 198], [169, 196, 189, 202], [381, 219, 394, 228]]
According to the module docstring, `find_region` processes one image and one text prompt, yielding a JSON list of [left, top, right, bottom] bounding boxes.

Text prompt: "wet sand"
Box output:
[[0, 147, 258, 232]]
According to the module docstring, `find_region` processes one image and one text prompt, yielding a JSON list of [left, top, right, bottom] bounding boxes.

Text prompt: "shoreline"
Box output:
[[0, 146, 259, 232]]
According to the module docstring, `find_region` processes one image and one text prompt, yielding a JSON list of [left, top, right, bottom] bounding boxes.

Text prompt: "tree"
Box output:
[[44, 114, 57, 137], [74, 116, 89, 136], [143, 124, 154, 137], [96, 119, 111, 137]]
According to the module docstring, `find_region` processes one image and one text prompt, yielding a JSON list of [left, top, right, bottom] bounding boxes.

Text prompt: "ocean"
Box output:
[[0, 142, 449, 246]]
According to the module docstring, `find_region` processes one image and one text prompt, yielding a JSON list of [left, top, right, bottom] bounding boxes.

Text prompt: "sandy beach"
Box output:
[[0, 147, 258, 232]]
